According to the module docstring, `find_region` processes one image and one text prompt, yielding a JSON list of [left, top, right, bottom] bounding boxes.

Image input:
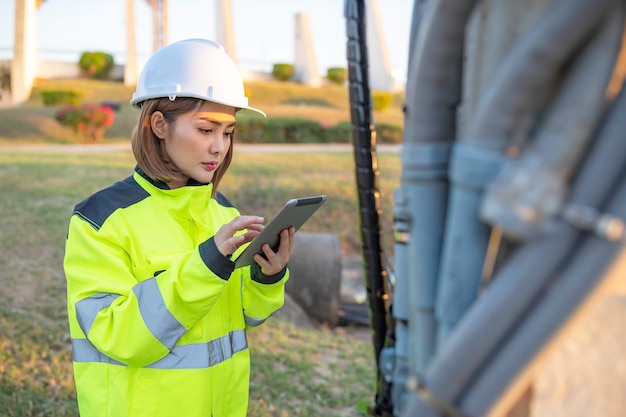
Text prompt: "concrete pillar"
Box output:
[[216, 0, 237, 64], [365, 0, 395, 91], [162, 0, 168, 46], [294, 12, 321, 87], [150, 0, 168, 51], [124, 0, 138, 87], [11, 0, 38, 106]]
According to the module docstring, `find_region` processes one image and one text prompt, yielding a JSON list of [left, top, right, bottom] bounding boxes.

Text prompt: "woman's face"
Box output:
[[154, 100, 236, 188]]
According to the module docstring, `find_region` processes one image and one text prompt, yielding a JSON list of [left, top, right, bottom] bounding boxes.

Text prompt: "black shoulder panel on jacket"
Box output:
[[73, 176, 150, 231], [215, 192, 235, 208]]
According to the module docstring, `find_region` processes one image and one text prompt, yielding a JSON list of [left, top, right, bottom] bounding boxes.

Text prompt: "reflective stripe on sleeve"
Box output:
[[71, 329, 248, 369], [133, 277, 187, 349], [75, 293, 121, 335], [72, 338, 126, 366], [147, 330, 248, 369], [244, 314, 267, 327]]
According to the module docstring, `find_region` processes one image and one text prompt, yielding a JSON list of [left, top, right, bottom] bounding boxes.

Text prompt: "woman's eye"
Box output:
[[225, 131, 234, 139], [199, 128, 212, 134]]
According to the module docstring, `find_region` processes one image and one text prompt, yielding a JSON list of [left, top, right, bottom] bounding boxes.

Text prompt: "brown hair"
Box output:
[[131, 97, 235, 197]]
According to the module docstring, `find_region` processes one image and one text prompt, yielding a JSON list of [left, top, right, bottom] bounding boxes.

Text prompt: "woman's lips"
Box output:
[[202, 162, 218, 171]]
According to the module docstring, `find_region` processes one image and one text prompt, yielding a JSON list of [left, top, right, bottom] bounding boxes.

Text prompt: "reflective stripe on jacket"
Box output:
[[63, 168, 288, 417]]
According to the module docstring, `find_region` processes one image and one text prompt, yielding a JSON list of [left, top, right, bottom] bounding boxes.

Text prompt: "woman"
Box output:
[[63, 38, 294, 417]]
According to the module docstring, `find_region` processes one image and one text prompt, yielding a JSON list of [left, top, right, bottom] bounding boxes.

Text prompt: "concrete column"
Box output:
[[124, 0, 138, 87], [365, 0, 395, 91], [11, 0, 38, 106], [294, 12, 321, 87], [150, 0, 168, 51], [216, 0, 237, 64], [162, 0, 168, 46]]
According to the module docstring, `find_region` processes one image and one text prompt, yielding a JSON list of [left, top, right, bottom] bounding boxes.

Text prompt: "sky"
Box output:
[[0, 0, 414, 78]]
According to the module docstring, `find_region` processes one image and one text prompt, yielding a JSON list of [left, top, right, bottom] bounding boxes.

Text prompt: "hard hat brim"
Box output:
[[130, 94, 266, 118]]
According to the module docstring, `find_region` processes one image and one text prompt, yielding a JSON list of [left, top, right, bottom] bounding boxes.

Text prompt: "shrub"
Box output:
[[372, 91, 394, 112], [265, 118, 323, 143], [282, 97, 334, 108], [40, 89, 82, 106], [326, 67, 347, 85], [234, 118, 402, 144], [100, 100, 121, 112], [375, 123, 403, 144], [55, 104, 116, 142], [236, 117, 325, 143], [272, 63, 295, 82], [0, 65, 10, 92], [235, 117, 267, 143], [322, 121, 351, 143], [336, 121, 403, 144], [78, 51, 115, 79]]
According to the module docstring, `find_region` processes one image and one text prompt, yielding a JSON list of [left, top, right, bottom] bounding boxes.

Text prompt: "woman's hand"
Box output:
[[214, 215, 265, 258], [253, 227, 295, 276]]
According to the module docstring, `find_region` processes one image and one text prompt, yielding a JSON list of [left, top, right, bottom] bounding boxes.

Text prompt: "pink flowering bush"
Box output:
[[56, 104, 115, 142]]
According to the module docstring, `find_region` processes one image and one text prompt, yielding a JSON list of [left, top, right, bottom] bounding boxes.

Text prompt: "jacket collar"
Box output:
[[133, 166, 215, 226], [134, 166, 210, 189]]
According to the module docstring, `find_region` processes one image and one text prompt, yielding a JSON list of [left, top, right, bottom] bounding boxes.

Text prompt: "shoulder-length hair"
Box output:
[[131, 97, 235, 197]]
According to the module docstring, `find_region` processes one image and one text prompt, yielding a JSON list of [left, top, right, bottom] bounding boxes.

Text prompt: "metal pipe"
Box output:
[[434, 0, 615, 347], [390, 187, 411, 415], [405, 66, 626, 416], [459, 0, 552, 136], [461, 167, 626, 416], [480, 5, 625, 240], [406, 0, 427, 76], [467, 0, 615, 147], [401, 0, 478, 376]]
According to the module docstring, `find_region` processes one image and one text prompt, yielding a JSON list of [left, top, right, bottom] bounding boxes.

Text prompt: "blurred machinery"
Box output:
[[346, 0, 626, 416]]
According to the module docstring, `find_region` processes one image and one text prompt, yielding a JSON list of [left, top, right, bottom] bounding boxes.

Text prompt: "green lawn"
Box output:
[[0, 149, 398, 416], [0, 77, 400, 416]]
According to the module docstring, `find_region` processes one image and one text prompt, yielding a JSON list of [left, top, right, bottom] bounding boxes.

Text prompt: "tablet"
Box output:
[[234, 195, 327, 268]]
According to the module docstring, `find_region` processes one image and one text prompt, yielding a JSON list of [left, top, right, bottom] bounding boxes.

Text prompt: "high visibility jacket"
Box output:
[[64, 168, 288, 417]]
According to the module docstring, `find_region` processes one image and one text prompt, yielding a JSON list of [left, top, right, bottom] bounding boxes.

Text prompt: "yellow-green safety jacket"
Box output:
[[64, 168, 288, 417]]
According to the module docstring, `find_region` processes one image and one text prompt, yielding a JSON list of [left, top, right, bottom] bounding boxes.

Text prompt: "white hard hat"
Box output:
[[130, 38, 265, 117]]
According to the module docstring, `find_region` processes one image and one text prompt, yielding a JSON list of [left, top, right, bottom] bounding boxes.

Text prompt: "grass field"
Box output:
[[0, 77, 401, 416], [0, 148, 398, 416]]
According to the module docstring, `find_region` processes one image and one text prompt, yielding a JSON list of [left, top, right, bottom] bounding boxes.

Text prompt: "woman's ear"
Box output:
[[150, 111, 168, 139]]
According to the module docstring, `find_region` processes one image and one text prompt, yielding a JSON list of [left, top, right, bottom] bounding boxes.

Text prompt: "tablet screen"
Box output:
[[233, 195, 327, 268]]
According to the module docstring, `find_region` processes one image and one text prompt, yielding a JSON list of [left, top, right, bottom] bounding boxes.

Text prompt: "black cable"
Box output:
[[344, 0, 394, 415]]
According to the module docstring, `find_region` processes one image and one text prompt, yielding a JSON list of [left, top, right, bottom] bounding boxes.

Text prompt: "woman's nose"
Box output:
[[210, 135, 226, 155]]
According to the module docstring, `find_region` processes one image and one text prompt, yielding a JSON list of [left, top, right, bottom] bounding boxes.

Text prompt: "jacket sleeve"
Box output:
[[240, 263, 289, 329], [64, 214, 234, 368]]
